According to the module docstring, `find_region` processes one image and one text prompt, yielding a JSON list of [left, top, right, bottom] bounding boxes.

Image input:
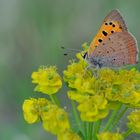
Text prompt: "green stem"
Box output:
[[123, 128, 133, 138], [53, 94, 61, 106], [86, 122, 94, 140], [83, 122, 87, 140], [50, 95, 56, 104], [103, 103, 122, 131], [50, 94, 61, 106], [89, 122, 94, 140], [71, 101, 85, 137], [93, 120, 102, 140], [109, 106, 128, 130]]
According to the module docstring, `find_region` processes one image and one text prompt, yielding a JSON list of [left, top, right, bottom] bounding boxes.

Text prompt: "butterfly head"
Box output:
[[82, 52, 88, 60]]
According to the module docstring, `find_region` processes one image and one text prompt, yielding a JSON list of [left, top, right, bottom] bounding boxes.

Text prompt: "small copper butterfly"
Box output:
[[83, 9, 139, 68]]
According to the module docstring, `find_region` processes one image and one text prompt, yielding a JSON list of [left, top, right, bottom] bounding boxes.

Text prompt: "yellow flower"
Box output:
[[41, 104, 70, 135], [98, 68, 116, 83], [67, 90, 90, 103], [22, 98, 49, 124], [57, 130, 81, 140], [73, 76, 96, 94], [63, 61, 87, 88], [77, 95, 109, 122], [127, 110, 140, 133], [76, 43, 89, 61], [98, 132, 124, 140], [131, 91, 140, 107], [32, 66, 62, 95]]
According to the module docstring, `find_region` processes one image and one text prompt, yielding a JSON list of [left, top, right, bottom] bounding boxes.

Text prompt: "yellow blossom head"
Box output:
[[57, 130, 81, 140], [98, 132, 124, 140], [32, 66, 62, 95], [41, 104, 70, 135], [97, 68, 140, 107], [22, 98, 49, 124], [127, 109, 140, 133], [63, 60, 96, 95], [77, 95, 109, 122], [67, 90, 90, 103], [76, 42, 89, 61], [63, 60, 87, 88]]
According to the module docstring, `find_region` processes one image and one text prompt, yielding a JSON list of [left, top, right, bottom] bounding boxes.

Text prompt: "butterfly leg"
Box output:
[[83, 64, 100, 78], [92, 66, 100, 78], [83, 65, 92, 77]]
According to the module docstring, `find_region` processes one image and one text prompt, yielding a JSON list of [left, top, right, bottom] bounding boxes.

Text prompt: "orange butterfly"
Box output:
[[83, 9, 139, 68]]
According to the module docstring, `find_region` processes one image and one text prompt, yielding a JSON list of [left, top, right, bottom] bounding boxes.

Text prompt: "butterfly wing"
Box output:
[[88, 32, 138, 67], [103, 9, 127, 31], [89, 9, 127, 56]]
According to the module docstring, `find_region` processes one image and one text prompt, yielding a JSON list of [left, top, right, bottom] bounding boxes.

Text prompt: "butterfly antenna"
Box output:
[[60, 46, 82, 56]]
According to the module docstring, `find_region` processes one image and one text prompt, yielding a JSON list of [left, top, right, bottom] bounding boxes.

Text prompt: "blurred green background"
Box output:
[[1, 0, 140, 140]]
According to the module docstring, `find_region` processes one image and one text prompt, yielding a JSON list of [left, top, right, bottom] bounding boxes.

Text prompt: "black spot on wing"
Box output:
[[98, 39, 102, 43], [102, 31, 108, 36], [119, 26, 122, 29], [112, 24, 115, 27]]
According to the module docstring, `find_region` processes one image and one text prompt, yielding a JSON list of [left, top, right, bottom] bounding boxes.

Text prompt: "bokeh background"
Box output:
[[1, 0, 140, 140]]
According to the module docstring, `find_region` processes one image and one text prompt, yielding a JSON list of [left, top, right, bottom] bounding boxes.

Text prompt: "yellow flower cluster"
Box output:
[[23, 98, 70, 135], [64, 58, 109, 121], [64, 54, 140, 122], [22, 44, 140, 139], [98, 132, 124, 140], [23, 66, 82, 139], [99, 68, 140, 107], [32, 66, 62, 95], [127, 109, 140, 133]]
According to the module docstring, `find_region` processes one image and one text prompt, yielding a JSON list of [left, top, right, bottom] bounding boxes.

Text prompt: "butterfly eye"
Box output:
[[105, 22, 108, 25], [109, 22, 112, 25], [111, 31, 114, 33]]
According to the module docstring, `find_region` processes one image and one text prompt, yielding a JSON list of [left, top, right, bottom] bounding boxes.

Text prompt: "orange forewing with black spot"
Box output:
[[88, 9, 127, 56], [87, 9, 138, 67]]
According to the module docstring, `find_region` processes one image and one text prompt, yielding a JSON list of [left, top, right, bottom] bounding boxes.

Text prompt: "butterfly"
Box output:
[[83, 9, 139, 68]]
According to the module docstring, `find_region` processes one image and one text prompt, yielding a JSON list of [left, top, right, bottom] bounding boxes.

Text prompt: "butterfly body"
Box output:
[[84, 9, 138, 68]]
